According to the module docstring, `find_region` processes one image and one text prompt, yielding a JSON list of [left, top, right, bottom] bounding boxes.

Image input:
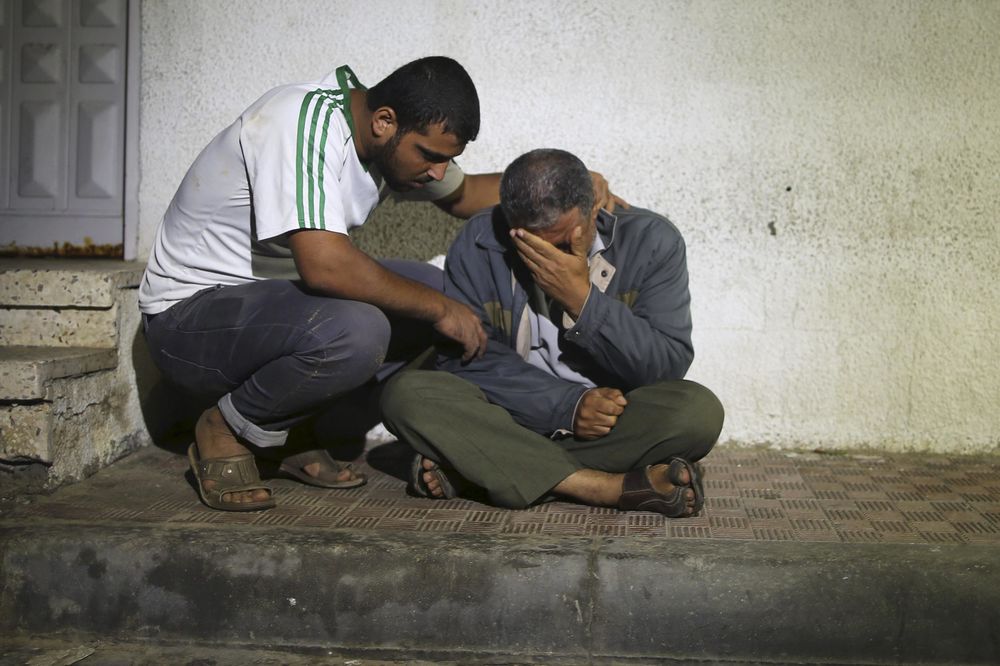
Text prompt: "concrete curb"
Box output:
[[2, 525, 997, 663]]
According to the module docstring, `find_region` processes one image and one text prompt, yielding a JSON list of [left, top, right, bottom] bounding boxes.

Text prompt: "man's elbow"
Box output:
[[292, 260, 320, 288], [294, 263, 345, 296], [643, 346, 693, 384], [669, 348, 694, 381]]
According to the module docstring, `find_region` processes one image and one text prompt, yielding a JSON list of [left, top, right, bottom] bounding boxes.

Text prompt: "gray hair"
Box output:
[[499, 149, 594, 230]]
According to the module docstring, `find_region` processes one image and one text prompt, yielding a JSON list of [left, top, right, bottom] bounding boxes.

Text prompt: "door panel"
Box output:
[[1, 2, 13, 215], [1, 0, 127, 256]]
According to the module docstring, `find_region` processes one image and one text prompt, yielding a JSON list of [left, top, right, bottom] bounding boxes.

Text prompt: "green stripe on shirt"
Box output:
[[296, 89, 347, 229], [305, 94, 323, 229], [316, 100, 337, 230], [295, 90, 319, 229]]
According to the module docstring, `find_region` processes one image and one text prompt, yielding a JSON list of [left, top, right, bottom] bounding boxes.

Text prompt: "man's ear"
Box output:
[[371, 106, 397, 140]]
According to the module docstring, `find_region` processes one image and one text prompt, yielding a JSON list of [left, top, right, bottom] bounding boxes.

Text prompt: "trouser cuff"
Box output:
[[218, 394, 288, 448]]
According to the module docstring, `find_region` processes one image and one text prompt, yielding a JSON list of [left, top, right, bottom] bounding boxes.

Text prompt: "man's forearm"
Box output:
[[288, 229, 448, 320], [292, 230, 487, 360]]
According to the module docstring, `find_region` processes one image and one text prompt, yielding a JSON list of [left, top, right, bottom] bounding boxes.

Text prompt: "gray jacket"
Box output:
[[437, 205, 694, 435]]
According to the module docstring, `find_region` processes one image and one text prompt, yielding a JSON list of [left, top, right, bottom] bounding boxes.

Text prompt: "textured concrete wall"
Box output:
[[138, 0, 1000, 453]]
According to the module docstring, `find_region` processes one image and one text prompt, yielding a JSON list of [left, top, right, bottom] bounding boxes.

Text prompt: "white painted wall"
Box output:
[[138, 0, 1000, 453]]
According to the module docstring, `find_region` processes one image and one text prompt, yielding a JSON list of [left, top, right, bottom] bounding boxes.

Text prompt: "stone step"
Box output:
[[1, 402, 52, 462], [0, 346, 118, 401], [0, 303, 120, 348], [0, 259, 144, 309], [0, 261, 150, 491]]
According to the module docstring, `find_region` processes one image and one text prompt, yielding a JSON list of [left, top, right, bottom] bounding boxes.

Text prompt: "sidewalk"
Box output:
[[2, 440, 998, 664]]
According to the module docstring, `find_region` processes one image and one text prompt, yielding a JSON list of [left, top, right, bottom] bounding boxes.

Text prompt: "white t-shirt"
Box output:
[[139, 65, 464, 314]]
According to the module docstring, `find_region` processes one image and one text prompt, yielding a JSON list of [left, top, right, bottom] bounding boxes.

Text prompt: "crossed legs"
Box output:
[[380, 370, 724, 513]]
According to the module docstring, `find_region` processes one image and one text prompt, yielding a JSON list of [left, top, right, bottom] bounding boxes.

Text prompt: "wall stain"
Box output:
[[0, 240, 123, 258], [75, 547, 107, 580]]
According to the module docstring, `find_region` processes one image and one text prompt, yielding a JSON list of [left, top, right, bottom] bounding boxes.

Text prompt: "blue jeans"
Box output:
[[143, 260, 442, 448]]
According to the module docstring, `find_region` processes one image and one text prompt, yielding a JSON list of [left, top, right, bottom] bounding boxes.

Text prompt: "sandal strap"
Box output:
[[670, 457, 705, 514], [281, 449, 349, 473], [409, 454, 457, 499], [619, 465, 689, 517], [620, 466, 652, 500], [187, 444, 274, 511], [196, 454, 267, 488], [666, 458, 691, 486]]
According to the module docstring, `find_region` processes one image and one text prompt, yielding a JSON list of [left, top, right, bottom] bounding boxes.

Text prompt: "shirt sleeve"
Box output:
[[241, 88, 350, 241], [391, 160, 466, 203]]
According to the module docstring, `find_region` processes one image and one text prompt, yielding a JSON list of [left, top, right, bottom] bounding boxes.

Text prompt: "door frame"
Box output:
[[123, 0, 140, 261]]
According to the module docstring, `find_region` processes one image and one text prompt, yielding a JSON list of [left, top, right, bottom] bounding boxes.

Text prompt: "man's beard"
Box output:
[[371, 132, 413, 191]]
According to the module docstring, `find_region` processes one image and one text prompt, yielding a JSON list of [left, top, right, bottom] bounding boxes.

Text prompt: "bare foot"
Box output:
[[421, 456, 446, 498], [554, 465, 696, 515], [298, 459, 360, 484], [195, 406, 272, 505], [553, 469, 623, 506], [647, 463, 696, 515]]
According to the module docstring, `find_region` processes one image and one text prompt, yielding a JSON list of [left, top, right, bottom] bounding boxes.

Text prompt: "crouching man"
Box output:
[[381, 148, 723, 517]]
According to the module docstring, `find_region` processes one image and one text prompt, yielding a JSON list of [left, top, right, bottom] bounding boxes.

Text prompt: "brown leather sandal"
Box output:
[[187, 443, 276, 512], [666, 457, 705, 514], [270, 449, 366, 489], [618, 459, 700, 518]]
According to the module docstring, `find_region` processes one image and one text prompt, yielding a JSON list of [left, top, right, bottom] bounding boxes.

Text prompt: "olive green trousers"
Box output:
[[380, 370, 724, 509]]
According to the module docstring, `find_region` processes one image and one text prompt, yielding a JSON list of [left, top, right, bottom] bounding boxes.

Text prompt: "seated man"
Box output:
[[381, 149, 723, 517]]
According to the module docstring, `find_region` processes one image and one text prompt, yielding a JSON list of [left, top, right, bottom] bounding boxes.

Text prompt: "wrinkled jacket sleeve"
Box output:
[[435, 229, 588, 436], [564, 221, 694, 388]]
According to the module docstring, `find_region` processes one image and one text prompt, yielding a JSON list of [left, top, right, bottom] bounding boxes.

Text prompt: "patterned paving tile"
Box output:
[[6, 444, 1000, 546], [751, 527, 795, 541]]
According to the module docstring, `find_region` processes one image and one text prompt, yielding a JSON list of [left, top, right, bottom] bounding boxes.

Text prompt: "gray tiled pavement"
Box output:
[[6, 442, 997, 544]]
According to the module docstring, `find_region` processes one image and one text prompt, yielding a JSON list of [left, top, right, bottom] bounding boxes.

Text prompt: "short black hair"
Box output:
[[500, 149, 594, 230], [367, 56, 480, 144]]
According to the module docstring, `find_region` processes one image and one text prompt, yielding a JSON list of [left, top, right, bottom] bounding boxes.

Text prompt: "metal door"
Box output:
[[0, 0, 128, 256]]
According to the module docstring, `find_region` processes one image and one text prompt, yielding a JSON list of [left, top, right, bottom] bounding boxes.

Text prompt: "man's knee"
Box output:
[[308, 301, 391, 380], [686, 382, 726, 458], [379, 370, 486, 425], [381, 370, 430, 423], [631, 380, 724, 456], [679, 381, 725, 453], [381, 370, 479, 424]]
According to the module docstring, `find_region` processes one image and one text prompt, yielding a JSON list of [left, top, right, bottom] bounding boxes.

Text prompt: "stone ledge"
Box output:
[[1, 525, 997, 664], [0, 346, 118, 401], [0, 260, 145, 309], [0, 304, 119, 348]]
